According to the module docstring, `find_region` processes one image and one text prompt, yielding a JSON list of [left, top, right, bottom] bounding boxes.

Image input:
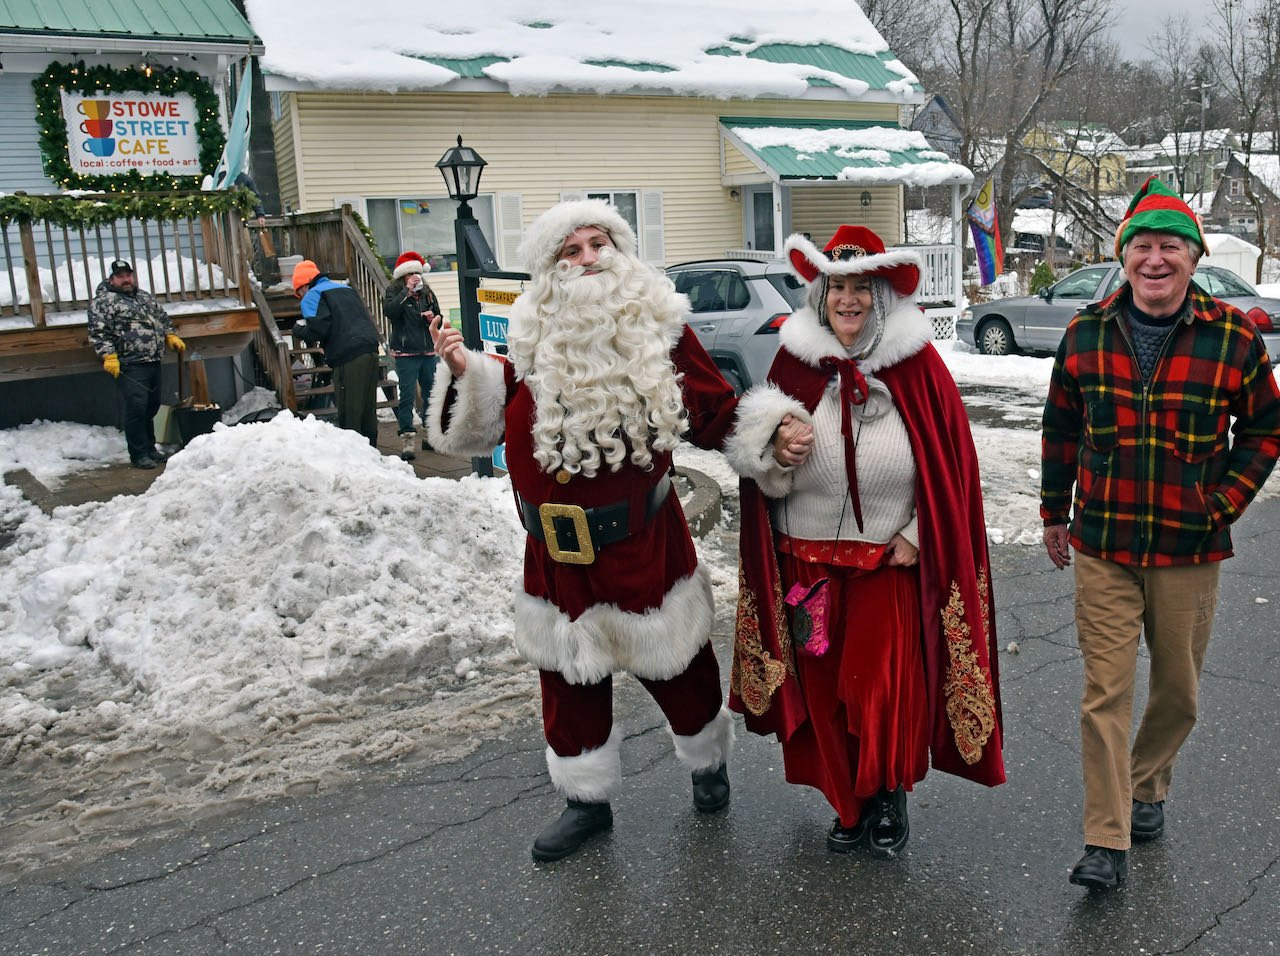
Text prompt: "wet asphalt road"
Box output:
[[2, 505, 1278, 955]]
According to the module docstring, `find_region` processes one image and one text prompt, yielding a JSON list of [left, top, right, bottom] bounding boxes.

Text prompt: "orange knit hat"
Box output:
[[291, 259, 320, 295]]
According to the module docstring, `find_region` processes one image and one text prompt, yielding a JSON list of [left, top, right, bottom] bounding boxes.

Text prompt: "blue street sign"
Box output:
[[492, 443, 507, 471], [479, 312, 508, 345]]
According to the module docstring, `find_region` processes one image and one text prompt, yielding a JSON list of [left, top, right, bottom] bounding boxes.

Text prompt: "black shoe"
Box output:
[[867, 787, 910, 857], [531, 800, 613, 862], [692, 763, 730, 813], [149, 447, 171, 461], [826, 802, 874, 853], [1131, 800, 1165, 842], [421, 437, 433, 451], [1069, 845, 1128, 888], [131, 456, 157, 470]]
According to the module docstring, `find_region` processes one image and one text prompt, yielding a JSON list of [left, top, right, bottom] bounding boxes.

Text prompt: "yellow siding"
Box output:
[[286, 92, 908, 315], [271, 94, 300, 212], [724, 140, 763, 177], [791, 185, 903, 245]]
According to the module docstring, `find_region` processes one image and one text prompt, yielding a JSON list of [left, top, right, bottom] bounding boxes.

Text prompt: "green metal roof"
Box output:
[[0, 0, 259, 44], [414, 55, 509, 78], [722, 116, 969, 184]]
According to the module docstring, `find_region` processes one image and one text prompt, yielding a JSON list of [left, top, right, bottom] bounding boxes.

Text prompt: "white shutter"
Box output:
[[640, 190, 665, 266], [496, 192, 524, 270], [559, 190, 586, 202]]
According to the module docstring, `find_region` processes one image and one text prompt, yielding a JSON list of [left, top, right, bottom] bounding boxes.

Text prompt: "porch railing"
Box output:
[[1, 193, 252, 327]]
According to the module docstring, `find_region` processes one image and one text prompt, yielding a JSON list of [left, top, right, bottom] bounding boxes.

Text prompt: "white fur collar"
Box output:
[[778, 303, 932, 373]]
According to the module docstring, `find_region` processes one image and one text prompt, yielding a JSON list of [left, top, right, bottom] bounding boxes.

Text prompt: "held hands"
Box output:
[[165, 333, 186, 352], [430, 314, 467, 377], [772, 413, 814, 467], [103, 353, 121, 378], [884, 533, 919, 567], [1043, 524, 1072, 569]]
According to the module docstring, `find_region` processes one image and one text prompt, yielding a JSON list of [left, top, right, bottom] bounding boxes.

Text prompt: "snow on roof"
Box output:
[[244, 0, 921, 101], [1232, 152, 1280, 196], [1157, 129, 1237, 154], [1012, 208, 1071, 238], [729, 122, 972, 186]]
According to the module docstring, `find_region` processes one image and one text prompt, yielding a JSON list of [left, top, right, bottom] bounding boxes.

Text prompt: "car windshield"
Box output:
[[1194, 267, 1255, 298]]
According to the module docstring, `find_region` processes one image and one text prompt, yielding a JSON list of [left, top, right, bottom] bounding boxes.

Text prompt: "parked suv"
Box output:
[[666, 258, 805, 392], [957, 262, 1280, 357]]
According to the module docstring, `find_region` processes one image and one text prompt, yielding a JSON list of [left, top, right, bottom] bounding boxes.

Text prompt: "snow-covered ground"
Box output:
[[1, 340, 1276, 878]]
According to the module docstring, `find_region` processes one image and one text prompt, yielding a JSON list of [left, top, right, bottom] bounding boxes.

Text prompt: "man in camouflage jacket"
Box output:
[[1041, 178, 1280, 890], [87, 259, 185, 469]]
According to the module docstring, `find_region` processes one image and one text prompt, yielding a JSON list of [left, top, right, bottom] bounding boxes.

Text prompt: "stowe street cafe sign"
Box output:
[[58, 90, 202, 176]]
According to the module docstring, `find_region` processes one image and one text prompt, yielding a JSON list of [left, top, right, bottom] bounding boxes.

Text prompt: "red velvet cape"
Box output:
[[729, 342, 1006, 787]]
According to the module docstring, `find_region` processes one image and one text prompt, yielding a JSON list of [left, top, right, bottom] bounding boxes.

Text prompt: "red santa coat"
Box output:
[[429, 325, 737, 686], [726, 305, 1005, 787]]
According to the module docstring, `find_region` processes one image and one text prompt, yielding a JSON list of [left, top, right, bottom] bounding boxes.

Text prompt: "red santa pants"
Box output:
[[539, 641, 723, 756]]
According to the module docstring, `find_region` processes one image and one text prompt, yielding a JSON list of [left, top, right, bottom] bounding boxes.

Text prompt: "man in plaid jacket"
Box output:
[[1041, 177, 1280, 889]]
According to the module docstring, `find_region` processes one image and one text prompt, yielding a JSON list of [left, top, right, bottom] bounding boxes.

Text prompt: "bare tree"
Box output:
[[860, 0, 945, 74], [1208, 0, 1280, 280]]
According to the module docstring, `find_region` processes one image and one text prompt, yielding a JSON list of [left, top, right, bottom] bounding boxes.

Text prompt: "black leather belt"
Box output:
[[520, 474, 672, 565]]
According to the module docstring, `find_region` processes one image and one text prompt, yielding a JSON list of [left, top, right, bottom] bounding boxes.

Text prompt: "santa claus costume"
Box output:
[[725, 225, 1005, 856], [427, 200, 738, 862]]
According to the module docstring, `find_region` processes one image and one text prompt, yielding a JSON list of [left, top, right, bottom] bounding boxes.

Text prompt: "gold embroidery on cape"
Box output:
[[939, 571, 998, 765], [730, 563, 791, 716]]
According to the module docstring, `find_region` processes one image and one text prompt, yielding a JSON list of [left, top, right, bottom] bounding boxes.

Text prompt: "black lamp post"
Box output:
[[435, 136, 528, 477]]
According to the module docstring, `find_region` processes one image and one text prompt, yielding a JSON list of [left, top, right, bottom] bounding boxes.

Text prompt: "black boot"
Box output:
[[1069, 845, 1128, 888], [691, 763, 730, 813], [531, 800, 613, 862], [867, 786, 910, 857]]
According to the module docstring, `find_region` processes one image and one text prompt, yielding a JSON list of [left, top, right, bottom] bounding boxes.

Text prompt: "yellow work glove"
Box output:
[[166, 333, 186, 352], [103, 353, 120, 378]]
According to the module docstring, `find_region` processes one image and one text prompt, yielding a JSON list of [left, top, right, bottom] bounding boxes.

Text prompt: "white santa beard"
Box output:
[[515, 256, 688, 477]]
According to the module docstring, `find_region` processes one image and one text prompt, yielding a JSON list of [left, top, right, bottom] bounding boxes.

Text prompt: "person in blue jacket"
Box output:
[[291, 260, 381, 446]]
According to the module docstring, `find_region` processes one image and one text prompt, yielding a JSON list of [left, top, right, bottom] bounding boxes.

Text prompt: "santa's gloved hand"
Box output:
[[165, 333, 186, 352], [103, 353, 120, 378]]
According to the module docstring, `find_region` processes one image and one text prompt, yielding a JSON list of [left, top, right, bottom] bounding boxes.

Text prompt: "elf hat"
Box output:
[[518, 198, 637, 276], [393, 251, 426, 280], [785, 225, 922, 297], [1114, 175, 1209, 258]]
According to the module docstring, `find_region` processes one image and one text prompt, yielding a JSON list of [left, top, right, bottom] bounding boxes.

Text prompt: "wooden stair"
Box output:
[[289, 339, 400, 416]]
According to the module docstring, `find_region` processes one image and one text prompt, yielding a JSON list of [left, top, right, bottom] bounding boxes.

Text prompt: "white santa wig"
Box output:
[[518, 199, 638, 276]]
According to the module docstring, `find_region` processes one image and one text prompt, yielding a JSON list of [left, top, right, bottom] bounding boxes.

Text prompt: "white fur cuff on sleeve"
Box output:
[[425, 350, 507, 456], [723, 384, 809, 496]]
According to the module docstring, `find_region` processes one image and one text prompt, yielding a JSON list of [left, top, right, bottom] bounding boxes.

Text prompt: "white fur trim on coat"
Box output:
[[724, 383, 810, 498], [518, 199, 638, 276], [425, 349, 507, 456], [669, 706, 735, 772], [783, 233, 923, 290], [514, 566, 714, 685], [547, 726, 622, 802], [778, 304, 932, 373]]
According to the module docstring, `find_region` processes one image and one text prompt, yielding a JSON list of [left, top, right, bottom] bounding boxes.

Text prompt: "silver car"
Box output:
[[957, 262, 1280, 357], [667, 259, 806, 392]]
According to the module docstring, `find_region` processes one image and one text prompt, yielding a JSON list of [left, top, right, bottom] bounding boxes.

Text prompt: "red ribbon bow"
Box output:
[[821, 358, 868, 533]]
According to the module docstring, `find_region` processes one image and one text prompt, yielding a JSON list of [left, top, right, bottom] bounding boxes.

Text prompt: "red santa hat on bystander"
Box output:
[[392, 251, 426, 280]]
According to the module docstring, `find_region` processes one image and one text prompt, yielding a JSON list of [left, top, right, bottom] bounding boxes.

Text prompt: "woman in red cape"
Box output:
[[725, 225, 1005, 856]]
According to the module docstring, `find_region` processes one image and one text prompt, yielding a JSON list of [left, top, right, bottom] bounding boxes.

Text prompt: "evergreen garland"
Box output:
[[0, 188, 259, 229], [32, 61, 225, 193]]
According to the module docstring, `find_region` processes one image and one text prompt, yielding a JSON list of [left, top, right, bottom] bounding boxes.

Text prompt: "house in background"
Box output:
[[908, 93, 963, 160], [246, 0, 972, 329], [0, 0, 267, 427], [1125, 129, 1240, 199], [1025, 122, 1129, 198], [1207, 152, 1280, 278]]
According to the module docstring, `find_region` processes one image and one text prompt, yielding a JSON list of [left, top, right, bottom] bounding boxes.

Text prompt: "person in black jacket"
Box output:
[[383, 251, 442, 460], [291, 260, 381, 446]]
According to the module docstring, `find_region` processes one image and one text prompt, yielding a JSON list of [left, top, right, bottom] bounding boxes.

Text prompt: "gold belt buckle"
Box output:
[[538, 502, 595, 565]]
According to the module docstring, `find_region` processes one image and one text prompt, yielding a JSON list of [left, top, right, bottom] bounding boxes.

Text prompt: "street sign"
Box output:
[[477, 288, 521, 306], [492, 443, 507, 472], [479, 312, 508, 345]]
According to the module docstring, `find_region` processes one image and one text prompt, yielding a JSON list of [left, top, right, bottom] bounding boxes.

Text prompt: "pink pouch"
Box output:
[[784, 578, 830, 657]]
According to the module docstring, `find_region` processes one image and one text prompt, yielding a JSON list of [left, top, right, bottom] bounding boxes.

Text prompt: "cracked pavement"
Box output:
[[2, 505, 1278, 955]]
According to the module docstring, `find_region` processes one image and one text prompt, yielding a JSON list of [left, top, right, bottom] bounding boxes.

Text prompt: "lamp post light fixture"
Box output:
[[433, 135, 528, 477]]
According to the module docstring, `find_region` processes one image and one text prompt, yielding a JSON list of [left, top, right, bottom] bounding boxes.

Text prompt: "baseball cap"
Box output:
[[110, 259, 134, 275]]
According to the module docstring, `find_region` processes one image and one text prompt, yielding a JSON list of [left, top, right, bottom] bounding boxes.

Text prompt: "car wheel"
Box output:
[[720, 367, 746, 395], [977, 318, 1015, 356]]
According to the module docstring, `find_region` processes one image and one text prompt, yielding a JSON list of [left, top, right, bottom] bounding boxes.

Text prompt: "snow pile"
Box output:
[[0, 252, 229, 312]]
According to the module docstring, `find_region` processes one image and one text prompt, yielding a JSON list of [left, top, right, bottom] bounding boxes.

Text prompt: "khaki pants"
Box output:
[[1073, 552, 1220, 849]]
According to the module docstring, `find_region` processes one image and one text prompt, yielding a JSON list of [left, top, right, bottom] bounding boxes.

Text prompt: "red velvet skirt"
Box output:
[[775, 542, 929, 828]]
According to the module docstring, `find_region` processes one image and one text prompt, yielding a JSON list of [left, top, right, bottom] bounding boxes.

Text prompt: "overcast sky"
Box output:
[[1112, 0, 1212, 60]]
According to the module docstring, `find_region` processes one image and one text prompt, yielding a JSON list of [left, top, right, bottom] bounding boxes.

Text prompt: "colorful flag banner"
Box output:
[[966, 178, 1005, 287], [206, 60, 253, 190]]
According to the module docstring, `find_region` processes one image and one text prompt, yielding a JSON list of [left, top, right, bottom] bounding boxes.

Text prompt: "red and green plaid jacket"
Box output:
[[1041, 282, 1280, 566]]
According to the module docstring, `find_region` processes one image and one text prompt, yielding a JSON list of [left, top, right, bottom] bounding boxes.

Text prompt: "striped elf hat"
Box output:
[[1114, 175, 1209, 258]]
